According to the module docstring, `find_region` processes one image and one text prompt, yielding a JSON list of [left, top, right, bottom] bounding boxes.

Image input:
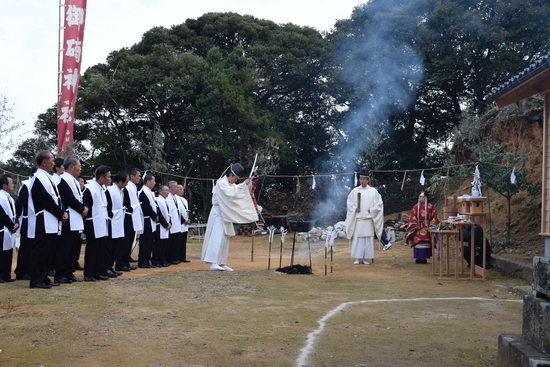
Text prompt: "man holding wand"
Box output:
[[345, 168, 384, 265], [201, 163, 259, 271]]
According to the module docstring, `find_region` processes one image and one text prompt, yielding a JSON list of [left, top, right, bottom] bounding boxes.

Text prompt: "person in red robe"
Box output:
[[406, 192, 440, 264]]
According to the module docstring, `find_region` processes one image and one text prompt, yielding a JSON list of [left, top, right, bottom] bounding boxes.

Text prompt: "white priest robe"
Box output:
[[201, 176, 258, 265], [345, 185, 384, 260]]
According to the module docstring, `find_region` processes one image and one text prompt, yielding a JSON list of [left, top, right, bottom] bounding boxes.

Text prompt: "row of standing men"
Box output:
[[0, 150, 190, 288]]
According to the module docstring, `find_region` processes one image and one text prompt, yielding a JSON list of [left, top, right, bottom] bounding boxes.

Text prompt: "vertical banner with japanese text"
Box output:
[[57, 0, 87, 155]]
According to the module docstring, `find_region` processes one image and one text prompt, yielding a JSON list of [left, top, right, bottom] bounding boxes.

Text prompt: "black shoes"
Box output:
[[181, 260, 191, 263], [106, 270, 118, 278], [30, 283, 52, 289], [16, 274, 31, 280], [29, 281, 59, 288], [55, 278, 73, 284], [83, 277, 96, 282]]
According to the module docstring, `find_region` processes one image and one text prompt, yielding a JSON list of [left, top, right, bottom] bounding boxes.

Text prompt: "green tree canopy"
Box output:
[[78, 13, 336, 179]]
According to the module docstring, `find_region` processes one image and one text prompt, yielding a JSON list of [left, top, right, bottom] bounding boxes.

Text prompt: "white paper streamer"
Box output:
[[419, 170, 426, 186], [280, 226, 288, 243], [325, 228, 336, 248], [268, 225, 276, 243], [471, 165, 482, 196]]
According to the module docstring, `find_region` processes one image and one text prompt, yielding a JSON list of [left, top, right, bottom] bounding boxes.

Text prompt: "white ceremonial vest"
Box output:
[[52, 173, 62, 185], [86, 181, 109, 238], [107, 185, 125, 239], [155, 196, 170, 239], [126, 182, 144, 234], [140, 186, 157, 232], [29, 168, 62, 236], [178, 195, 189, 232], [167, 193, 182, 234], [60, 172, 84, 232], [0, 190, 16, 250], [19, 179, 35, 237]]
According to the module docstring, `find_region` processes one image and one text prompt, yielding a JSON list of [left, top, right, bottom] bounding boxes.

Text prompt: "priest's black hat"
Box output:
[[359, 168, 370, 177], [231, 163, 245, 177]]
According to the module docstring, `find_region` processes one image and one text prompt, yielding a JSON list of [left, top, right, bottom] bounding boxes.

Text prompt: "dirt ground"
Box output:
[[0, 233, 528, 367]]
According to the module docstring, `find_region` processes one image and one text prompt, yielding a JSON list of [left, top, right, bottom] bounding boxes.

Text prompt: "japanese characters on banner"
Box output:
[[57, 0, 87, 155]]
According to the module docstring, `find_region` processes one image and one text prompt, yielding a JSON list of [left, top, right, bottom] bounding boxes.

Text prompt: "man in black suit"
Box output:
[[0, 174, 18, 283], [47, 157, 65, 276], [176, 184, 191, 263], [14, 166, 37, 280], [152, 184, 171, 267], [82, 165, 112, 281], [117, 168, 142, 271], [138, 174, 158, 268], [56, 156, 88, 283], [29, 151, 68, 289]]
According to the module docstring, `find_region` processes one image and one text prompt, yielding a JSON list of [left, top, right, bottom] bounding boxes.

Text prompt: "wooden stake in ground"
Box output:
[[290, 232, 297, 266], [331, 245, 333, 273], [307, 231, 312, 271], [324, 246, 327, 276], [251, 222, 255, 262]]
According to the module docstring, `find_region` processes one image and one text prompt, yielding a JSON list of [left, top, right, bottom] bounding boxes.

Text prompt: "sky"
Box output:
[[0, 0, 364, 157]]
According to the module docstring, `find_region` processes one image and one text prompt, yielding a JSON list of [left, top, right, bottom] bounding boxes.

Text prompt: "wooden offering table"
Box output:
[[454, 221, 488, 280], [429, 223, 488, 281], [429, 229, 459, 279]]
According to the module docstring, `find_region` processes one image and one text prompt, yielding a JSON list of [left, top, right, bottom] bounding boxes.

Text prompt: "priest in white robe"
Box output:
[[345, 168, 384, 265], [201, 163, 259, 271]]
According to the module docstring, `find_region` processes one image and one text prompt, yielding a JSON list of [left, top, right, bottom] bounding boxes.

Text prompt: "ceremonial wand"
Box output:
[[267, 225, 276, 270], [249, 153, 261, 262], [324, 227, 336, 276], [249, 153, 258, 179], [249, 154, 261, 218], [279, 226, 288, 269]]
